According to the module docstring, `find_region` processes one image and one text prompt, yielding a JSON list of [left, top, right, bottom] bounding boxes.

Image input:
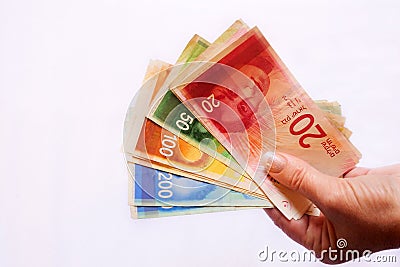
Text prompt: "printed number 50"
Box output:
[[289, 114, 327, 148]]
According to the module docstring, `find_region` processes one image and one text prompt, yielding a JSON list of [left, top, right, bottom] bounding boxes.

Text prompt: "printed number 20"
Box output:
[[289, 114, 327, 148], [202, 94, 220, 113]]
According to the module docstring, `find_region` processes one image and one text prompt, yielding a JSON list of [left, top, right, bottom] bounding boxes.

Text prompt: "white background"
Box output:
[[1, 0, 399, 266]]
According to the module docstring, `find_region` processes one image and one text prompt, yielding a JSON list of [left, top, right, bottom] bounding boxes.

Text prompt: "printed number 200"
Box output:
[[289, 114, 327, 148]]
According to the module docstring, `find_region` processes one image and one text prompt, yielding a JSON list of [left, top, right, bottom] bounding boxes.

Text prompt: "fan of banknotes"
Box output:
[[123, 20, 361, 220]]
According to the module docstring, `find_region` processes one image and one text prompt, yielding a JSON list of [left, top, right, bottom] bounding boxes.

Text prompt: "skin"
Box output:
[[263, 152, 400, 264]]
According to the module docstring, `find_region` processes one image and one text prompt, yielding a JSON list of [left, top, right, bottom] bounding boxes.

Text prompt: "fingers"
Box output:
[[344, 167, 370, 178], [263, 152, 336, 206], [265, 208, 337, 258], [344, 164, 400, 178], [368, 163, 400, 176]]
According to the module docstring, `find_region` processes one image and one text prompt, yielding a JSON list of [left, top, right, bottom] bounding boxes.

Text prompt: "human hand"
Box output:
[[263, 152, 400, 264]]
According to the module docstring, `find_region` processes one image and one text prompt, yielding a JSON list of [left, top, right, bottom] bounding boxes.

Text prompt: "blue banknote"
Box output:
[[132, 164, 272, 207], [130, 205, 250, 219]]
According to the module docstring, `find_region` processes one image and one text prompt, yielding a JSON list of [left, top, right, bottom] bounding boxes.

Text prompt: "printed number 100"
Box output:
[[159, 134, 177, 157]]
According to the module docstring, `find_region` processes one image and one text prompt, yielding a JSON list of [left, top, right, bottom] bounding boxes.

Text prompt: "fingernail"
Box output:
[[262, 152, 286, 173]]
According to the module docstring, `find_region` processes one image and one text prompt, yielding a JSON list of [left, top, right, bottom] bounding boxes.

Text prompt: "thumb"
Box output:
[[263, 152, 337, 206]]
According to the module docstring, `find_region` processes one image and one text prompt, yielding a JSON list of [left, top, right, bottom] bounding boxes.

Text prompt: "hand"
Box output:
[[263, 152, 400, 264]]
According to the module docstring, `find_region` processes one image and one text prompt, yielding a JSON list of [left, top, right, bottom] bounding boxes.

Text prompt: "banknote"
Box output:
[[130, 203, 322, 219], [148, 35, 210, 103], [167, 27, 361, 219], [315, 100, 342, 115], [130, 163, 271, 206], [128, 162, 260, 219], [130, 205, 250, 219], [176, 34, 210, 64], [315, 100, 352, 139], [128, 154, 267, 199], [127, 160, 268, 217], [142, 59, 170, 83]]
